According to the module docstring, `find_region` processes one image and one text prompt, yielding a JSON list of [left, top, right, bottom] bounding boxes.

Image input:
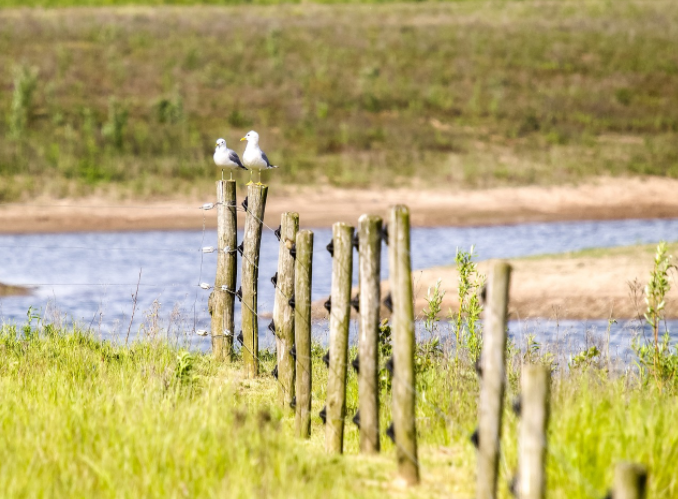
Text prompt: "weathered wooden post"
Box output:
[[273, 212, 299, 411], [613, 463, 648, 499], [477, 260, 511, 499], [326, 222, 354, 454], [389, 205, 419, 485], [295, 229, 313, 438], [241, 184, 268, 378], [358, 214, 382, 453], [209, 179, 237, 361], [518, 364, 550, 499]]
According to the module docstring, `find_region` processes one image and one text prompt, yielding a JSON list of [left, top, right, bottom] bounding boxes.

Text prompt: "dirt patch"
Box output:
[[310, 244, 677, 321], [0, 176, 677, 234], [407, 245, 677, 321], [0, 282, 31, 297]]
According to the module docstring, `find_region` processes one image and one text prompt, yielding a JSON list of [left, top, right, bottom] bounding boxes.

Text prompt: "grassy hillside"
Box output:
[[1, 1, 677, 200]]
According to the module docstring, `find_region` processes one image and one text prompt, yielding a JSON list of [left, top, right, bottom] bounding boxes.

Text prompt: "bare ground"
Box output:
[[309, 243, 678, 321], [0, 283, 30, 297], [408, 250, 676, 321], [0, 176, 677, 234]]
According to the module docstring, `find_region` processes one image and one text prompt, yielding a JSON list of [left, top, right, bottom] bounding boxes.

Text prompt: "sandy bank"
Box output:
[[310, 244, 678, 321], [0, 177, 677, 234], [0, 282, 30, 297]]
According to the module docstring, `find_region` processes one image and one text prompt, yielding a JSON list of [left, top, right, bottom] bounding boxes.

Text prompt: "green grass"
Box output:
[[1, 0, 480, 5], [1, 322, 677, 497], [0, 0, 677, 200]]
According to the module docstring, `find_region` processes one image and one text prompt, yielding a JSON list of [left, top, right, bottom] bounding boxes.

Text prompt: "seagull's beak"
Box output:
[[240, 137, 246, 141]]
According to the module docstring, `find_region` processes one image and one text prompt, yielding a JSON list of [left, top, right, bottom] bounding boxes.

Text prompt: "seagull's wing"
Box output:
[[261, 151, 277, 169], [229, 150, 247, 170]]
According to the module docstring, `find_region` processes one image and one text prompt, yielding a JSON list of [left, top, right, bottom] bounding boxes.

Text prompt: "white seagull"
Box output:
[[240, 130, 278, 185], [213, 138, 247, 180]]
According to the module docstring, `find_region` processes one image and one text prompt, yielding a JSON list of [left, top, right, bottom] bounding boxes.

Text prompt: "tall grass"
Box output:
[[0, 1, 677, 200], [0, 327, 393, 498], [8, 65, 38, 140], [1, 315, 677, 497]]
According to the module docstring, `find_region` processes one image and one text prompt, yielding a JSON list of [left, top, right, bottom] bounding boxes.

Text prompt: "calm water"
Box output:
[[1, 218, 677, 355]]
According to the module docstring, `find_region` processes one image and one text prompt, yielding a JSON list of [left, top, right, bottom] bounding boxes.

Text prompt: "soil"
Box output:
[[408, 251, 678, 321], [0, 177, 677, 234], [309, 245, 678, 321]]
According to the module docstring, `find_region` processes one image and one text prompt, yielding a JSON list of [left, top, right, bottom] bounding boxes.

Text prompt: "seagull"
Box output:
[[213, 138, 247, 180], [240, 130, 278, 185]]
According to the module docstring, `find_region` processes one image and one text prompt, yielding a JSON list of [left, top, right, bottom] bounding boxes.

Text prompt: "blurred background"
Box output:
[[1, 0, 676, 201]]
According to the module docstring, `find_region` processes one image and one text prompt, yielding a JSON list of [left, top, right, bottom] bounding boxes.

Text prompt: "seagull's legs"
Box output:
[[230, 171, 233, 181], [246, 170, 253, 186], [222, 169, 224, 181], [256, 170, 263, 186]]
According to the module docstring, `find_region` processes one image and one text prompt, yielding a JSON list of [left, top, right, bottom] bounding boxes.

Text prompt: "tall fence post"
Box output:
[[273, 212, 299, 411], [294, 229, 313, 438], [613, 463, 648, 499], [389, 205, 419, 485], [209, 179, 237, 361], [518, 364, 550, 499], [241, 184, 268, 379], [477, 260, 511, 499], [358, 214, 382, 454], [326, 222, 354, 454]]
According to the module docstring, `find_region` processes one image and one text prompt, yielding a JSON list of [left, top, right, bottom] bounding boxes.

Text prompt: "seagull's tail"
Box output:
[[269, 165, 279, 169]]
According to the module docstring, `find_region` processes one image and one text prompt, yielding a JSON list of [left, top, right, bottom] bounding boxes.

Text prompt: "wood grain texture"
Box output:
[[477, 261, 511, 499], [273, 212, 299, 411], [325, 223, 354, 454], [389, 205, 419, 485], [241, 184, 268, 379], [358, 214, 382, 454], [294, 229, 313, 439]]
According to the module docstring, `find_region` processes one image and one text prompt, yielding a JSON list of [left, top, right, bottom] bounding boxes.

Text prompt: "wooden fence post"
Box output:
[[273, 212, 299, 411], [295, 229, 313, 438], [518, 364, 550, 499], [358, 214, 382, 453], [241, 184, 268, 379], [389, 205, 419, 485], [326, 222, 354, 454], [613, 463, 647, 499], [477, 261, 511, 499], [209, 179, 237, 361]]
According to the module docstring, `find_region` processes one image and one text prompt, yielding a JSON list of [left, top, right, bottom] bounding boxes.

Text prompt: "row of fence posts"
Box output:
[[208, 180, 648, 497]]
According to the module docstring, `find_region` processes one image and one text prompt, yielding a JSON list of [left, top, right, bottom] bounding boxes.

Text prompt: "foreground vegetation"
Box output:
[[1, 0, 677, 200], [1, 316, 677, 497], [1, 243, 676, 496]]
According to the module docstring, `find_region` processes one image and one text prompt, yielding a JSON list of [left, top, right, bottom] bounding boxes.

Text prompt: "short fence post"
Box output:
[[326, 222, 354, 454], [358, 214, 382, 454], [294, 229, 313, 438], [209, 179, 237, 361], [241, 184, 268, 379], [518, 364, 550, 499], [389, 205, 419, 485], [477, 261, 511, 499], [273, 212, 299, 411], [613, 462, 648, 499]]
